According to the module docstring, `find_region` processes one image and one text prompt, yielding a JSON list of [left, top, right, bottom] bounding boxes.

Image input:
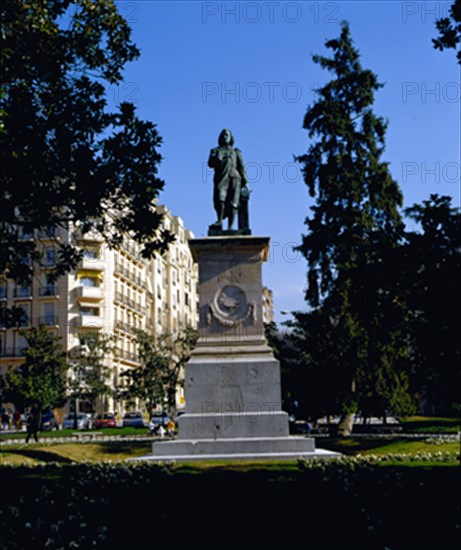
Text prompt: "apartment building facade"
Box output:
[[0, 207, 198, 415]]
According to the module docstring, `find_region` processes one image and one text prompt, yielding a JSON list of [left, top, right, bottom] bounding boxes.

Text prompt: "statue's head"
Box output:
[[218, 128, 234, 147]]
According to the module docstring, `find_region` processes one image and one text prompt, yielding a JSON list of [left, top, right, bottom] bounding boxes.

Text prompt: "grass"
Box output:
[[1, 435, 459, 467], [0, 425, 149, 441], [399, 415, 460, 433], [1, 415, 458, 468], [0, 440, 152, 465], [321, 436, 459, 456]]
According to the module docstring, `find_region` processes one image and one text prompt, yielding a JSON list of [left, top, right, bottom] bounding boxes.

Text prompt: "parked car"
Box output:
[[122, 412, 145, 428], [93, 413, 117, 429], [62, 413, 92, 430], [41, 411, 57, 431], [150, 411, 170, 427]]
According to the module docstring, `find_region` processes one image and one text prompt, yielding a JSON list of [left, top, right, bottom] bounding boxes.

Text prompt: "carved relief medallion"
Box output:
[[207, 285, 255, 327]]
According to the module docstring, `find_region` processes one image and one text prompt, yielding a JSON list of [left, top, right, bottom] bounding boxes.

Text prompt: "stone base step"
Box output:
[[152, 436, 315, 456]]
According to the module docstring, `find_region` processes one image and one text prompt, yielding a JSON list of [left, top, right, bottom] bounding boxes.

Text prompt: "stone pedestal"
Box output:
[[134, 236, 338, 462]]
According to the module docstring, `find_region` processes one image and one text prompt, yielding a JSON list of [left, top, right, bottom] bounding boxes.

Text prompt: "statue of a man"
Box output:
[[208, 129, 248, 231]]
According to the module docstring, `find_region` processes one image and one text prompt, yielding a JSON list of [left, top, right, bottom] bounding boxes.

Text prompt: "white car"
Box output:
[[63, 413, 92, 430]]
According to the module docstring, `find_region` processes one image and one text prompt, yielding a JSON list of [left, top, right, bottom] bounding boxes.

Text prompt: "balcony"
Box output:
[[74, 228, 104, 243], [75, 286, 103, 302], [13, 287, 32, 299], [114, 291, 146, 315], [118, 349, 140, 364], [114, 262, 146, 289], [74, 314, 103, 329], [0, 347, 25, 358], [80, 256, 105, 271], [37, 316, 59, 327], [39, 286, 59, 298]]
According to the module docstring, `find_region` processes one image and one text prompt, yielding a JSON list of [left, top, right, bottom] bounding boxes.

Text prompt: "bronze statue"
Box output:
[[208, 129, 250, 234]]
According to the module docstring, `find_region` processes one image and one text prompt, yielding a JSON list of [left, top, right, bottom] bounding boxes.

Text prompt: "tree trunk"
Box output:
[[337, 413, 355, 436]]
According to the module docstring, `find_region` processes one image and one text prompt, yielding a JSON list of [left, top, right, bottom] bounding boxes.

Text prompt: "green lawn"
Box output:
[[321, 436, 459, 455], [399, 415, 460, 433], [0, 425, 149, 441], [1, 434, 459, 467]]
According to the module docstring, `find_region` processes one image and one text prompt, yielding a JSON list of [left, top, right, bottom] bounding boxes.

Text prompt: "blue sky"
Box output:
[[112, 1, 460, 321]]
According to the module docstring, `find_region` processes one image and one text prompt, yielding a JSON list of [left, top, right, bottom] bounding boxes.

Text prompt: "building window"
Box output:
[[43, 302, 56, 325], [41, 275, 56, 296], [83, 247, 100, 260], [45, 247, 56, 267], [80, 306, 100, 317], [80, 276, 100, 287], [15, 285, 31, 298], [17, 334, 28, 353], [16, 303, 30, 327]]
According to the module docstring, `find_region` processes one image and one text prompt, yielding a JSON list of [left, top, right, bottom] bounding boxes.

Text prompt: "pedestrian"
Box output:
[[167, 418, 175, 437], [306, 422, 313, 435], [1, 410, 10, 431], [26, 408, 40, 443], [148, 418, 158, 435]]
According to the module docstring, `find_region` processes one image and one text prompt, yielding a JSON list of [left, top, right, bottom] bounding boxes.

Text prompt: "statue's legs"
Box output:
[[211, 202, 225, 229], [228, 207, 238, 230]]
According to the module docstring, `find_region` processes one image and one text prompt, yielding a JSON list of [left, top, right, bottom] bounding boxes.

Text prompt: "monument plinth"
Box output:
[[132, 129, 338, 461], [141, 235, 337, 461]]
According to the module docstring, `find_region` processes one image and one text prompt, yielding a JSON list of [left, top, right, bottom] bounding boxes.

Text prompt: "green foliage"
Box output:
[[295, 23, 411, 426], [403, 195, 460, 414], [432, 0, 461, 64], [264, 322, 313, 418], [0, 459, 459, 549], [4, 324, 68, 411], [68, 333, 113, 412], [122, 327, 198, 414], [0, 0, 174, 286]]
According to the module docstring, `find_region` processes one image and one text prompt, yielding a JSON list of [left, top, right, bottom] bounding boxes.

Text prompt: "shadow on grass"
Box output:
[[95, 442, 151, 456], [400, 418, 460, 433], [321, 437, 399, 455], [2, 448, 75, 463]]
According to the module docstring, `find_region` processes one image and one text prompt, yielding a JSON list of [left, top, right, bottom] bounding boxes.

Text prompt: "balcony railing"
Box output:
[[39, 286, 58, 297], [114, 262, 146, 289], [118, 349, 140, 363], [0, 347, 25, 358], [114, 320, 141, 335], [37, 316, 59, 326], [114, 291, 146, 315], [74, 314, 103, 329], [75, 286, 103, 301], [14, 287, 32, 298], [80, 256, 105, 271]]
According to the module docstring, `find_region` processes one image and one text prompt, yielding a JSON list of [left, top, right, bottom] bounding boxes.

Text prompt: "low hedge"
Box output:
[[1, 455, 460, 549]]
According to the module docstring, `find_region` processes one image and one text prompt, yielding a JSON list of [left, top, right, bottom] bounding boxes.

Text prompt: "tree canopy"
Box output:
[[433, 0, 461, 64], [121, 328, 198, 415], [0, 0, 174, 286], [403, 195, 460, 414], [295, 22, 412, 434], [3, 324, 68, 412]]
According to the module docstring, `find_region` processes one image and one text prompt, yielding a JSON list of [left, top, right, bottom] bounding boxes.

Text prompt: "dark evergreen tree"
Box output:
[[295, 23, 412, 434], [0, 0, 174, 287], [404, 195, 461, 414]]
